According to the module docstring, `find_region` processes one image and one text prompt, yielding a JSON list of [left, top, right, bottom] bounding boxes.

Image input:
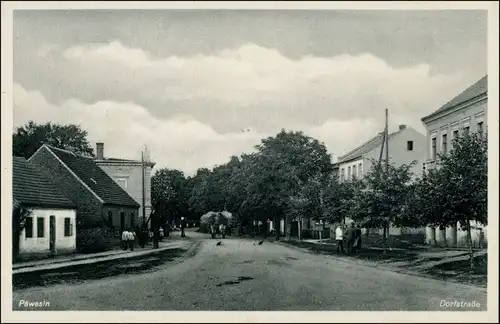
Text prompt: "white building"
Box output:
[[421, 75, 488, 248], [13, 156, 77, 257], [337, 124, 426, 183]]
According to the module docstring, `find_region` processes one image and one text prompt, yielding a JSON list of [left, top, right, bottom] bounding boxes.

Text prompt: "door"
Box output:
[[49, 215, 56, 253], [120, 212, 125, 231]]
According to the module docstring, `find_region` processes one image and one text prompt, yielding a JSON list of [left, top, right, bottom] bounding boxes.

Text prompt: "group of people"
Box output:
[[121, 228, 137, 251], [335, 222, 362, 255], [210, 223, 227, 239]]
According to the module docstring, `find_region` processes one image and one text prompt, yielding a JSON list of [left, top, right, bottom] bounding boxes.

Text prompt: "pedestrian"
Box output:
[[121, 229, 129, 250], [335, 224, 344, 254], [128, 228, 136, 251], [355, 224, 362, 254], [180, 217, 186, 237], [219, 223, 226, 239], [346, 222, 356, 254]]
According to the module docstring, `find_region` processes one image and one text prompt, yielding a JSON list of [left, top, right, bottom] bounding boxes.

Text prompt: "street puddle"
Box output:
[[216, 276, 254, 287]]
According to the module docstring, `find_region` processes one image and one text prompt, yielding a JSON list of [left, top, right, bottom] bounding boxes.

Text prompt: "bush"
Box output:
[[198, 222, 211, 234], [301, 229, 313, 239], [77, 227, 112, 254]]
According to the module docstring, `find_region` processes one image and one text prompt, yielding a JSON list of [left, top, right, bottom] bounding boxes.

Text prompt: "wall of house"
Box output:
[[102, 205, 140, 237], [423, 98, 487, 163], [422, 97, 488, 248], [97, 162, 153, 225], [29, 147, 105, 225], [337, 157, 364, 183], [364, 127, 426, 180], [19, 207, 77, 254]]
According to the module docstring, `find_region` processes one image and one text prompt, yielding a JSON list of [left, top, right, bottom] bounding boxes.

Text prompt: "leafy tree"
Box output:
[[248, 130, 333, 240], [422, 133, 487, 269], [151, 168, 188, 225], [12, 199, 32, 260], [13, 121, 95, 158], [360, 159, 416, 249]]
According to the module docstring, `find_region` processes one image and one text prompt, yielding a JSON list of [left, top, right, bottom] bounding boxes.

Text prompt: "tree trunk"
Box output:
[[466, 219, 474, 271], [274, 216, 280, 241], [298, 217, 302, 240], [285, 215, 292, 241]]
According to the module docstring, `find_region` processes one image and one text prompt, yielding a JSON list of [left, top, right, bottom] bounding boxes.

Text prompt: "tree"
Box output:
[[13, 121, 95, 158], [361, 159, 416, 250], [421, 133, 487, 269], [248, 130, 333, 240], [12, 199, 32, 260]]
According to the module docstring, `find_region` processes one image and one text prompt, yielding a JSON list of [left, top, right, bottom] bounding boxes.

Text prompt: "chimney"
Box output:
[[399, 124, 407, 131], [96, 142, 104, 160]]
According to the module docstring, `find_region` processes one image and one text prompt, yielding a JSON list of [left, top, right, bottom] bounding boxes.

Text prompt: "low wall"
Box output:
[[425, 222, 487, 248]]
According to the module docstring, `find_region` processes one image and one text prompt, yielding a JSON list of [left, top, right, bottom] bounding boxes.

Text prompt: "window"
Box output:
[[340, 169, 345, 182], [452, 129, 459, 140], [407, 140, 414, 151], [358, 163, 363, 178], [37, 217, 45, 238], [477, 122, 484, 138], [431, 137, 437, 160], [348, 166, 351, 180], [64, 218, 73, 236], [25, 217, 33, 238], [130, 213, 135, 229], [463, 126, 470, 136], [108, 211, 113, 226], [442, 134, 448, 155], [116, 178, 127, 189], [352, 165, 357, 178]]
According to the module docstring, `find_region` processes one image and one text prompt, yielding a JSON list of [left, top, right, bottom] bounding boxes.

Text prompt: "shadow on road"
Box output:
[[13, 248, 187, 290]]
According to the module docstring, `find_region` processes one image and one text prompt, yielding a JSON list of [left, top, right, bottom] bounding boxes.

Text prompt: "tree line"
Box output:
[[13, 122, 488, 267]]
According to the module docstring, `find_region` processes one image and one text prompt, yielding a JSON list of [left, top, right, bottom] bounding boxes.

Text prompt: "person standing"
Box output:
[[346, 222, 356, 254], [121, 229, 128, 250], [180, 217, 186, 237], [335, 224, 344, 254], [128, 228, 136, 251], [355, 224, 362, 254]]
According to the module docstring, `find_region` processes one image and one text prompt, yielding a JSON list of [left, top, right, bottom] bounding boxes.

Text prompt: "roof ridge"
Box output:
[[338, 132, 383, 160], [338, 126, 409, 162], [45, 144, 94, 159]]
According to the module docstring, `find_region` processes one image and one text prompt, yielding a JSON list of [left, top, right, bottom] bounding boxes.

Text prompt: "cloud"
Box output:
[[13, 41, 481, 173], [13, 83, 268, 175]]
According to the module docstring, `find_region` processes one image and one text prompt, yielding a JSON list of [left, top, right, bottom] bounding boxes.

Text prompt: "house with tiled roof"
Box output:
[[336, 124, 426, 183], [28, 144, 140, 239], [93, 143, 156, 227], [421, 75, 488, 248], [13, 156, 77, 256]]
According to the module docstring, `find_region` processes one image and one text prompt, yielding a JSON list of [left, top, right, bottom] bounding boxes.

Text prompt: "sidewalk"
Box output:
[[13, 240, 190, 275]]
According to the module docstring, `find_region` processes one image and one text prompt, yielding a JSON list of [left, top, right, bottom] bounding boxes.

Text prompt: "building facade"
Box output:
[[28, 145, 139, 238], [93, 143, 155, 226], [421, 75, 488, 248], [335, 125, 426, 235], [13, 157, 77, 256], [337, 124, 426, 183]]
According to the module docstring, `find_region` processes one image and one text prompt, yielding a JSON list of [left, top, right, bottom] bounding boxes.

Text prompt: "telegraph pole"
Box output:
[[384, 109, 390, 244], [141, 149, 146, 227]]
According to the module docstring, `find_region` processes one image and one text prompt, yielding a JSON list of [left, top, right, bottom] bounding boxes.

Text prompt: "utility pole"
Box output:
[[141, 149, 146, 227], [384, 109, 390, 245]]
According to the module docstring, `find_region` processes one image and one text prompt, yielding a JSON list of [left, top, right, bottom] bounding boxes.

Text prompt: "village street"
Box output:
[[12, 230, 486, 311]]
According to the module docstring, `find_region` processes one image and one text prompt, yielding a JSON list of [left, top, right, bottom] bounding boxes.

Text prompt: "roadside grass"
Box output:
[[12, 248, 188, 290], [279, 237, 488, 288]]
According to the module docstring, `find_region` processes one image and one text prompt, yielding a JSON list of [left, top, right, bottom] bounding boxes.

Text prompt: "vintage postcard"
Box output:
[[1, 1, 498, 323]]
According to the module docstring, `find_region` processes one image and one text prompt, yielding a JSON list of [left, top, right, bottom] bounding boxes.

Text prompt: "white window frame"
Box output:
[[430, 132, 438, 161], [115, 177, 128, 189], [441, 130, 448, 155]]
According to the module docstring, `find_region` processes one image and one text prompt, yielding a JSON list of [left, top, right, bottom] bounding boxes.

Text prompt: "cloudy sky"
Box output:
[[13, 9, 487, 175]]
